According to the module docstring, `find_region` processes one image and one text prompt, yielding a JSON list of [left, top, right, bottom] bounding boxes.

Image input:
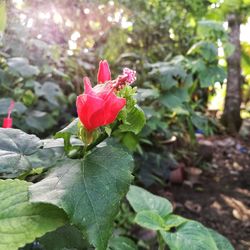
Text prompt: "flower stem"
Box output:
[[86, 121, 120, 152]]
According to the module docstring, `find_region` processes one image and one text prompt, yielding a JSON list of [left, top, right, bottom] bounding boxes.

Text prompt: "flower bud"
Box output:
[[76, 77, 126, 132], [2, 100, 15, 128], [2, 118, 13, 128], [97, 60, 111, 83]]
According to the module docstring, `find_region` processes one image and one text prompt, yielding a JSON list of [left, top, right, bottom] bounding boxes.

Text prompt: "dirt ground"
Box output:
[[166, 136, 250, 250]]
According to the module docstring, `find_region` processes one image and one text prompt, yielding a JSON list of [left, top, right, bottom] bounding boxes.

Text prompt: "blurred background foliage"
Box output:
[[0, 0, 250, 185]]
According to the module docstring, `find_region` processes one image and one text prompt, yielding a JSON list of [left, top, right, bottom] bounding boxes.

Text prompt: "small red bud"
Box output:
[[2, 100, 15, 128], [97, 60, 111, 83], [2, 118, 13, 128]]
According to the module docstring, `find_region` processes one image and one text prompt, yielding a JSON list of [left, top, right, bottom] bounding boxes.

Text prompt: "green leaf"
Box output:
[[137, 88, 159, 101], [160, 74, 178, 90], [197, 20, 225, 40], [134, 212, 188, 232], [35, 81, 63, 106], [105, 126, 112, 136], [0, 128, 42, 177], [164, 214, 188, 230], [29, 146, 134, 250], [199, 66, 226, 88], [190, 112, 208, 131], [55, 118, 79, 151], [171, 106, 189, 115], [22, 90, 36, 106], [160, 221, 218, 250], [55, 118, 79, 139], [148, 61, 186, 91], [160, 88, 189, 110], [188, 41, 218, 62], [27, 147, 64, 169], [119, 105, 146, 134], [126, 185, 173, 217], [0, 98, 27, 116], [109, 236, 138, 250], [160, 94, 182, 109], [121, 132, 139, 152], [134, 210, 165, 230], [208, 229, 234, 250], [24, 111, 57, 133], [221, 0, 241, 12], [0, 179, 67, 250], [38, 224, 88, 250], [7, 57, 40, 78]]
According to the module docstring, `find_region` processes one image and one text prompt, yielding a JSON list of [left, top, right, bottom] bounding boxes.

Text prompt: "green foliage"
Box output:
[[55, 118, 80, 152], [188, 41, 218, 62], [7, 57, 40, 78], [27, 146, 65, 170], [163, 214, 189, 229], [116, 85, 146, 150], [127, 185, 234, 250], [134, 210, 166, 230], [0, 128, 42, 177], [108, 236, 138, 250], [0, 0, 225, 147], [160, 221, 218, 250], [0, 98, 27, 115], [0, 1, 238, 249], [120, 132, 139, 151], [0, 53, 67, 135], [37, 225, 88, 250], [198, 65, 226, 88], [118, 86, 137, 118], [160, 88, 189, 110], [0, 7, 73, 135], [197, 20, 227, 40], [144, 42, 224, 144], [119, 105, 146, 134], [160, 221, 234, 250], [34, 81, 63, 107], [0, 179, 67, 250], [126, 185, 172, 217], [208, 229, 235, 250], [29, 146, 134, 250]]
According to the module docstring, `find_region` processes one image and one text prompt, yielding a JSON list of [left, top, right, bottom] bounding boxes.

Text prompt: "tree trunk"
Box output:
[[222, 13, 242, 133]]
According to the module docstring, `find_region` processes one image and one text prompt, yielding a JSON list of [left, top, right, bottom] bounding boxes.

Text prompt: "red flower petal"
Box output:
[[76, 94, 104, 131], [97, 60, 111, 83], [103, 94, 126, 125], [83, 77, 94, 95], [89, 93, 126, 128]]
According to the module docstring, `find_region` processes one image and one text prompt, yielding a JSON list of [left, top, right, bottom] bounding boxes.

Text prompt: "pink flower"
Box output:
[[76, 77, 126, 131], [111, 68, 137, 90], [122, 68, 136, 84], [2, 100, 15, 128], [97, 60, 111, 83]]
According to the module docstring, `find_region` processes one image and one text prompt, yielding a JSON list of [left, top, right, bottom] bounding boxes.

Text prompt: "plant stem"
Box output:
[[157, 232, 165, 250], [86, 121, 120, 152]]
